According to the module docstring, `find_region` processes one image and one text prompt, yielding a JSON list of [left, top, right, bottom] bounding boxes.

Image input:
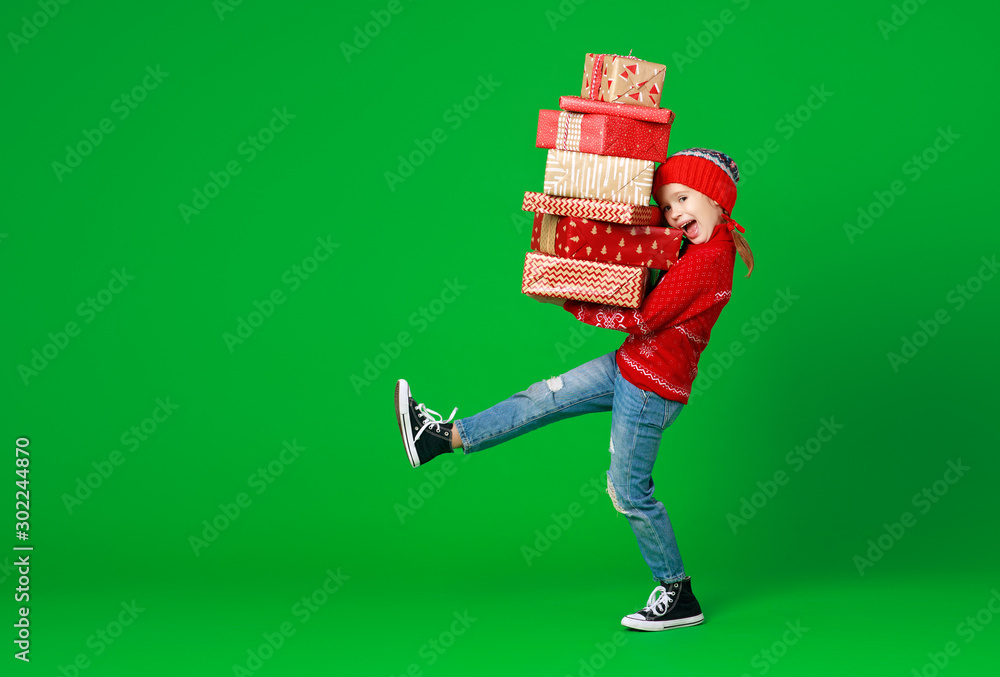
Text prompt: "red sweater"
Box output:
[[563, 224, 736, 404]]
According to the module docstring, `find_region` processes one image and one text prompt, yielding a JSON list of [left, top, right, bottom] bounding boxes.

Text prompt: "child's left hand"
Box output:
[[528, 294, 566, 307]]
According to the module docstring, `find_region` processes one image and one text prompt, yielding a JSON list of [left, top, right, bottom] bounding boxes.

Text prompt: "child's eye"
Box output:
[[679, 196, 686, 202]]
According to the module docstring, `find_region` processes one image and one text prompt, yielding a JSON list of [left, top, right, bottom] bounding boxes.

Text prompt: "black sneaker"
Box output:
[[621, 576, 704, 631], [395, 379, 457, 468]]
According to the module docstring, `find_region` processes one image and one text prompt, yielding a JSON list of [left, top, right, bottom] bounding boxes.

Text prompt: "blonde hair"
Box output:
[[733, 231, 754, 278], [721, 213, 754, 278]]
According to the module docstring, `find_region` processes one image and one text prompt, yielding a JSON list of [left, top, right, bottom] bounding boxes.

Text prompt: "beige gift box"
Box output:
[[542, 149, 654, 206], [581, 53, 666, 108]]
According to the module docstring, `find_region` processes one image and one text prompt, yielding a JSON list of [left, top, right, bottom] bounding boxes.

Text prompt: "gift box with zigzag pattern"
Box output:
[[521, 250, 648, 308]]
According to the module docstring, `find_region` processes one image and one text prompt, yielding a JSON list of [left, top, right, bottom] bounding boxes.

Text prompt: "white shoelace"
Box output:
[[413, 403, 458, 442], [644, 586, 674, 615]]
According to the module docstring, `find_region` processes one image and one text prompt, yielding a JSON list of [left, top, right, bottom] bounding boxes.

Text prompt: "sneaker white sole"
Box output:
[[395, 379, 421, 468], [621, 613, 704, 631]]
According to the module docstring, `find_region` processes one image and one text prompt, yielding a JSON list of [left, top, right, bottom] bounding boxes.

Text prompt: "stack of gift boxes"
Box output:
[[521, 52, 683, 308]]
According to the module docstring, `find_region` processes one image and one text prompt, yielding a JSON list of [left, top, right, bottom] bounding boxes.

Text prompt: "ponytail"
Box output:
[[718, 212, 754, 278], [733, 230, 754, 278]]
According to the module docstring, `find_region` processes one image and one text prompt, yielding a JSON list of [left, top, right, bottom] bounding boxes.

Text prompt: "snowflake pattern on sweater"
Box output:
[[563, 226, 736, 404]]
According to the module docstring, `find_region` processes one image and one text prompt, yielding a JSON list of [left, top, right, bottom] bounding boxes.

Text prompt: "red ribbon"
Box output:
[[588, 54, 605, 100], [723, 216, 745, 234]]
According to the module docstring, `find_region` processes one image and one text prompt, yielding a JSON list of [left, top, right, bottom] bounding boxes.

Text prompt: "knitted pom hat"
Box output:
[[652, 148, 740, 216]]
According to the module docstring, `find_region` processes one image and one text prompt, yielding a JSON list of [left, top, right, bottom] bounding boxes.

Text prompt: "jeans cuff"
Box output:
[[453, 419, 473, 454]]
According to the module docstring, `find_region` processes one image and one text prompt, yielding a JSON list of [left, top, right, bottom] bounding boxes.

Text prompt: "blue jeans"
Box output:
[[453, 350, 687, 583]]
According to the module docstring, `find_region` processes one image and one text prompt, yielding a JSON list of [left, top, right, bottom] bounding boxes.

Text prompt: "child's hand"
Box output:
[[528, 294, 566, 307]]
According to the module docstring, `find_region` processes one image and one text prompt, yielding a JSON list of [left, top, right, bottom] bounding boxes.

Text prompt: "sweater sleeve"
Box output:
[[563, 249, 729, 335]]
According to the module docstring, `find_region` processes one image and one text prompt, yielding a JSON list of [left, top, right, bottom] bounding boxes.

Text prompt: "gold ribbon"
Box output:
[[538, 214, 559, 254]]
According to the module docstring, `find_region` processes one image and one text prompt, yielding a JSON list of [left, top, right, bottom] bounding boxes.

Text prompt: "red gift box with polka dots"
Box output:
[[536, 108, 673, 163]]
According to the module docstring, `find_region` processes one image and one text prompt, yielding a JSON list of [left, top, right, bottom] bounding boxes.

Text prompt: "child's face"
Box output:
[[655, 183, 724, 245]]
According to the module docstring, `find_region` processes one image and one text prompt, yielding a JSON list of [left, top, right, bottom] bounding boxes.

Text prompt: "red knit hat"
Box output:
[[652, 148, 740, 216]]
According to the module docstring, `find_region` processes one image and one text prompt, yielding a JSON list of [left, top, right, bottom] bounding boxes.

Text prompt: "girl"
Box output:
[[395, 148, 754, 631]]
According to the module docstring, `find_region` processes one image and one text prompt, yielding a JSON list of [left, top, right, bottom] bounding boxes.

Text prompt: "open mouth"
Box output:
[[680, 219, 699, 239]]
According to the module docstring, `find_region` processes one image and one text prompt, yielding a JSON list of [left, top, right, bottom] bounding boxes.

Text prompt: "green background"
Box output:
[[3, 0, 999, 675]]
